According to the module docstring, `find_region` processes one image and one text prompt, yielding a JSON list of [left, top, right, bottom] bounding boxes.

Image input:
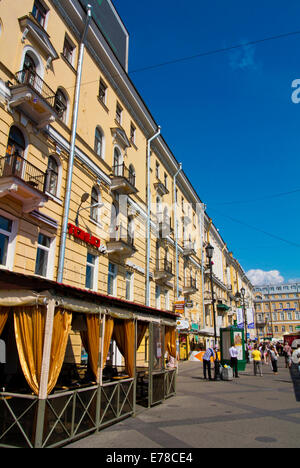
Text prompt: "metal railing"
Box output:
[[183, 241, 196, 252], [14, 69, 58, 110], [149, 369, 176, 406], [156, 258, 173, 275], [110, 223, 134, 247], [0, 393, 39, 449], [0, 154, 46, 192], [0, 378, 135, 449], [112, 163, 136, 187], [184, 277, 197, 290]]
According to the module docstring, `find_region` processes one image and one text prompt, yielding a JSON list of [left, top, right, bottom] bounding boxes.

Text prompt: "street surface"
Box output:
[[66, 358, 300, 449]]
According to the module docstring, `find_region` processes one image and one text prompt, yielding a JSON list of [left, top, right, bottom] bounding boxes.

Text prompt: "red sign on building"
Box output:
[[68, 223, 101, 249]]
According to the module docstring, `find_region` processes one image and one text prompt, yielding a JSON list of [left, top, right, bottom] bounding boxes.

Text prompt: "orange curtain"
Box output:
[[0, 307, 9, 336], [47, 308, 72, 394], [14, 305, 46, 396], [14, 305, 72, 396], [102, 317, 114, 367], [82, 315, 114, 380], [165, 326, 176, 358], [113, 320, 135, 377], [84, 314, 101, 380], [137, 322, 148, 350]]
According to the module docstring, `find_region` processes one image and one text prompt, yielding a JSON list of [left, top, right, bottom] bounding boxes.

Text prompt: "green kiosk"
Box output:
[[220, 323, 247, 372]]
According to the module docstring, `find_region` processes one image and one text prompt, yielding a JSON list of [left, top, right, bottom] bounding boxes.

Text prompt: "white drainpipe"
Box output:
[[146, 127, 161, 307], [57, 4, 92, 283], [174, 163, 182, 299]]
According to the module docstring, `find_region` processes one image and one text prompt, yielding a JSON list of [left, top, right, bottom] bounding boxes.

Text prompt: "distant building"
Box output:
[[254, 283, 300, 340]]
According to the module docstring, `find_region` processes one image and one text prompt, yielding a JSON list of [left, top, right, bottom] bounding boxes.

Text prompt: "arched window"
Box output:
[[113, 148, 122, 176], [24, 52, 36, 73], [54, 88, 68, 122], [90, 187, 100, 222], [4, 126, 26, 177], [46, 156, 59, 196], [20, 52, 39, 90], [94, 127, 104, 159], [6, 126, 26, 157]]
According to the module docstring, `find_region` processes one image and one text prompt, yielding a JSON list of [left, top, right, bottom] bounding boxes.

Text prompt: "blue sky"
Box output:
[[112, 0, 300, 285]]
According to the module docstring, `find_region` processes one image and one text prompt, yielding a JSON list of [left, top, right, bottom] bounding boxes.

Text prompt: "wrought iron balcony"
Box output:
[[183, 241, 196, 257], [0, 153, 48, 212], [8, 69, 65, 128], [256, 319, 267, 328], [154, 179, 169, 196], [157, 213, 172, 238], [110, 163, 138, 195], [154, 258, 173, 283], [183, 277, 198, 295], [106, 224, 137, 259]]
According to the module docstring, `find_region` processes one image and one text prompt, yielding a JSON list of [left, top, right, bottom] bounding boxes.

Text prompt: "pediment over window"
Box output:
[[111, 127, 131, 150], [18, 15, 59, 63]]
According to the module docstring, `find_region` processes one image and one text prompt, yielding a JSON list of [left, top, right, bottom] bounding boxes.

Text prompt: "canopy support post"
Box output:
[[35, 298, 56, 448]]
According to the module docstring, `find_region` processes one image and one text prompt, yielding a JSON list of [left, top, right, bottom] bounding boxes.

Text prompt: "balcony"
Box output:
[[256, 319, 267, 328], [154, 179, 169, 197], [154, 258, 174, 283], [183, 278, 198, 296], [110, 163, 138, 195], [157, 213, 172, 238], [106, 224, 137, 260], [0, 153, 48, 212], [8, 69, 65, 129], [183, 241, 196, 257]]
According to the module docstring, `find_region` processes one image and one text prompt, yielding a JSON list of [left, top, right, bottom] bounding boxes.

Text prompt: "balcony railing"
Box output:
[[156, 258, 173, 275], [112, 163, 136, 187], [0, 154, 46, 192], [110, 224, 134, 247], [183, 241, 196, 256], [14, 69, 58, 110], [184, 278, 197, 290]]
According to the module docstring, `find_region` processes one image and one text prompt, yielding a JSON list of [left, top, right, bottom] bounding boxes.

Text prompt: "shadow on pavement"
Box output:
[[289, 364, 300, 402]]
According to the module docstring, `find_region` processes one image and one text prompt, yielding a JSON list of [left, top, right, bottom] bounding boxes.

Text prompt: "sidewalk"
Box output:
[[65, 358, 300, 449]]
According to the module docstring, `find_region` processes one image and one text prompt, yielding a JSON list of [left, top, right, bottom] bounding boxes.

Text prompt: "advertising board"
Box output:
[[79, 0, 129, 70]]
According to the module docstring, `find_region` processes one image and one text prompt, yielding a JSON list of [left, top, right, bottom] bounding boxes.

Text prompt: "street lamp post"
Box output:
[[240, 287, 249, 362], [205, 243, 220, 380]]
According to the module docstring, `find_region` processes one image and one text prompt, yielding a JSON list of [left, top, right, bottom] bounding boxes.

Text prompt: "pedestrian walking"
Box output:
[[252, 344, 263, 377], [269, 345, 279, 374], [283, 342, 292, 368], [202, 346, 215, 381], [291, 344, 300, 373], [229, 343, 239, 378], [264, 344, 270, 364]]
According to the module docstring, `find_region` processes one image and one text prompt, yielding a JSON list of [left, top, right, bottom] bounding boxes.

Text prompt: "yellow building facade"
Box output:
[[0, 0, 254, 357], [254, 283, 300, 341]]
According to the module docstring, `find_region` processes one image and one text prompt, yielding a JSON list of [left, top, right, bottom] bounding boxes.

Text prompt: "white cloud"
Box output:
[[246, 269, 284, 286]]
